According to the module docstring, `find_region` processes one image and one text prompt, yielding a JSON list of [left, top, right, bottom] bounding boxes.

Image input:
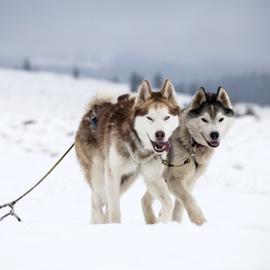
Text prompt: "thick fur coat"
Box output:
[[75, 80, 180, 223]]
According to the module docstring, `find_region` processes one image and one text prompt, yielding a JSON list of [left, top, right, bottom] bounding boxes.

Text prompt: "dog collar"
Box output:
[[160, 140, 198, 168]]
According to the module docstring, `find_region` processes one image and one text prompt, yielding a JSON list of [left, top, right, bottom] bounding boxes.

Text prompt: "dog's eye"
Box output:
[[201, 118, 208, 123], [219, 118, 224, 122], [164, 116, 170, 121], [147, 116, 154, 121]]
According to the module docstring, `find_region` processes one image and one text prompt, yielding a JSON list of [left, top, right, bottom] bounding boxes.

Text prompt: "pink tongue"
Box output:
[[158, 141, 171, 152]]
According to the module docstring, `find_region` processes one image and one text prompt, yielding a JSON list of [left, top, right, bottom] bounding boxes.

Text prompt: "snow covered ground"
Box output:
[[0, 69, 270, 270]]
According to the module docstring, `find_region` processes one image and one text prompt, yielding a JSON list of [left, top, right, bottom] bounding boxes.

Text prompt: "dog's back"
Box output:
[[75, 96, 114, 188], [75, 94, 135, 186]]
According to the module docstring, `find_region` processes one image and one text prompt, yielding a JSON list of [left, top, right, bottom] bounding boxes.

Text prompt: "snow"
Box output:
[[0, 69, 270, 270]]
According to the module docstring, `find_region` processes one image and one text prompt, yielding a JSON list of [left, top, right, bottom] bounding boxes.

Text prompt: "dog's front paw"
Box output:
[[145, 216, 157, 224], [157, 216, 170, 223], [188, 210, 207, 226], [157, 211, 172, 223], [108, 211, 121, 223]]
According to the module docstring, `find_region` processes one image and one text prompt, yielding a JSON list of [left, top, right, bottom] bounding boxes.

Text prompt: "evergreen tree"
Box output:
[[72, 67, 80, 79], [111, 76, 119, 83], [22, 59, 32, 71], [130, 72, 143, 92], [153, 73, 163, 88]]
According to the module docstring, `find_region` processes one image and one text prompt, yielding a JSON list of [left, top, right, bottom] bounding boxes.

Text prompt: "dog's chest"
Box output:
[[132, 149, 157, 166], [123, 140, 156, 166], [191, 149, 213, 178], [193, 148, 213, 166]]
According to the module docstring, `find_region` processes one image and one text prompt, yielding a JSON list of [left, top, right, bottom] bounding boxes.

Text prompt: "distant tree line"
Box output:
[[128, 71, 270, 105], [20, 58, 82, 79], [129, 72, 165, 92], [204, 73, 270, 105], [18, 58, 270, 105]]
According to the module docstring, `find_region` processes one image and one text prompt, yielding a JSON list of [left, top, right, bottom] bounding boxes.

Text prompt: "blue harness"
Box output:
[[90, 116, 97, 128]]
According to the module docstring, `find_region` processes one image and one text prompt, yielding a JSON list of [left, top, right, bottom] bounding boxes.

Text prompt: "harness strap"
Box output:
[[160, 138, 200, 168], [161, 157, 191, 168]]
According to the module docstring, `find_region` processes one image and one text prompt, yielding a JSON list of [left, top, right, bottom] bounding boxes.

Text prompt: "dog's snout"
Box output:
[[155, 130, 165, 141], [210, 131, 219, 140]]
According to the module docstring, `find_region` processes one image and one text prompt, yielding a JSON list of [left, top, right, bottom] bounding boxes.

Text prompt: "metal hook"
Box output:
[[0, 203, 21, 222]]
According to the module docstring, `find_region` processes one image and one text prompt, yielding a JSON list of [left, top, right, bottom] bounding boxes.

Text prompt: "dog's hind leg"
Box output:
[[105, 165, 122, 223], [87, 157, 107, 224], [104, 203, 109, 222], [91, 192, 106, 224], [172, 199, 184, 223], [90, 174, 107, 224], [141, 191, 156, 224]]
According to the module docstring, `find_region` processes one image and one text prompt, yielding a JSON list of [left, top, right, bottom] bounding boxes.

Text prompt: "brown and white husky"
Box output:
[[75, 80, 180, 223]]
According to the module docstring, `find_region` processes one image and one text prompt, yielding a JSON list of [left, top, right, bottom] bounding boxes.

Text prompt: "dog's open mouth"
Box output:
[[207, 140, 219, 148], [149, 139, 171, 153], [201, 133, 220, 148]]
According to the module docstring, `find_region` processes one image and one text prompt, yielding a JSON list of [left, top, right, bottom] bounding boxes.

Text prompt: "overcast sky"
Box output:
[[0, 0, 269, 69]]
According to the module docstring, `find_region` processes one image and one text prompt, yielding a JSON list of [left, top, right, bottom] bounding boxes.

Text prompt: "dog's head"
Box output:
[[186, 87, 234, 148], [133, 79, 180, 153]]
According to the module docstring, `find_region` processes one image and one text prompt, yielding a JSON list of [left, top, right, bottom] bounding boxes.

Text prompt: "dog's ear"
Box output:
[[160, 79, 178, 105], [216, 87, 232, 109], [134, 80, 152, 106], [190, 87, 207, 109]]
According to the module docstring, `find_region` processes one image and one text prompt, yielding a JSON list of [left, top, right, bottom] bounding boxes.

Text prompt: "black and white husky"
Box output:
[[75, 80, 180, 223], [141, 87, 234, 225]]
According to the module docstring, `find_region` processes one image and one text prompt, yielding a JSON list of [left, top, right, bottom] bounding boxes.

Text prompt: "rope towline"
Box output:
[[0, 138, 199, 222], [0, 143, 74, 222]]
